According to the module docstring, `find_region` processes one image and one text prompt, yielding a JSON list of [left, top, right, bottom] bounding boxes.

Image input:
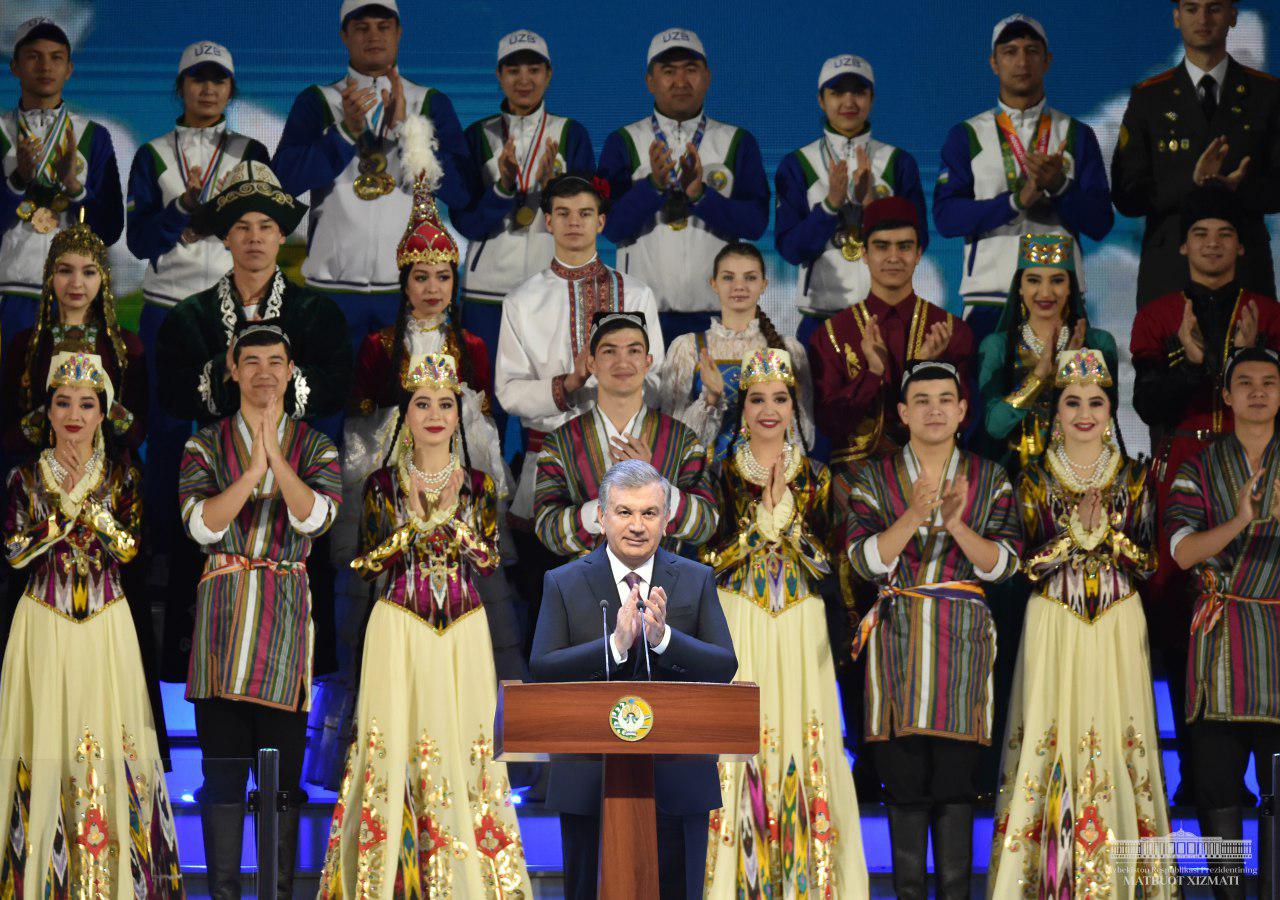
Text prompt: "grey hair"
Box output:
[[599, 459, 673, 515]]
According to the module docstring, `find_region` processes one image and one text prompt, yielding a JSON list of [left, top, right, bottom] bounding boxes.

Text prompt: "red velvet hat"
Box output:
[[396, 179, 459, 269], [862, 196, 921, 241]]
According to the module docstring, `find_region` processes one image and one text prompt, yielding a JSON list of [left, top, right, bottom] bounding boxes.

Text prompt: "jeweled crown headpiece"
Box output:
[[47, 350, 115, 411], [1018, 233, 1075, 271], [1054, 347, 1113, 388], [396, 114, 458, 269], [402, 352, 462, 393], [739, 348, 797, 390]]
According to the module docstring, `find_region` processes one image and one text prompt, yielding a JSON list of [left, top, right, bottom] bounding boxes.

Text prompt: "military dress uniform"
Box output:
[[1112, 57, 1280, 306]]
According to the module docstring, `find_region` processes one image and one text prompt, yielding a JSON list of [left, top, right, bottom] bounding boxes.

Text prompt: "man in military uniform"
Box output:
[[1112, 0, 1280, 307]]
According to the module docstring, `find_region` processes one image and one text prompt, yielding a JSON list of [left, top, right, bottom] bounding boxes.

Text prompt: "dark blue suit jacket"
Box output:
[[529, 544, 738, 817]]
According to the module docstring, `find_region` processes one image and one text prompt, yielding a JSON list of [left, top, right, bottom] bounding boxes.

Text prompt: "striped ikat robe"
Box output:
[[533, 405, 717, 558], [1168, 434, 1280, 724], [845, 445, 1022, 743], [179, 413, 341, 710]]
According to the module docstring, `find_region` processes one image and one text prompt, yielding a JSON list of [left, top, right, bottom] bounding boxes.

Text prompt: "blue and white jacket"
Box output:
[[126, 119, 270, 308], [0, 104, 123, 297], [775, 126, 927, 316], [454, 103, 594, 305], [597, 109, 769, 313], [933, 98, 1113, 304], [272, 68, 473, 294]]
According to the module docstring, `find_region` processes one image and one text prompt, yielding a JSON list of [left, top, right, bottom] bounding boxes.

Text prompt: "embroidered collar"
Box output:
[[709, 316, 761, 341], [216, 269, 286, 342], [406, 313, 446, 334], [550, 256, 604, 281]]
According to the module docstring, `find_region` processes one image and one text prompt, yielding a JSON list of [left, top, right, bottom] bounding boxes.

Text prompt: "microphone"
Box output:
[[638, 592, 653, 681], [600, 598, 611, 682]]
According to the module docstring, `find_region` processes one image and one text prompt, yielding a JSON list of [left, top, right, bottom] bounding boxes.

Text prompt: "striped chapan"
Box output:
[[179, 412, 341, 710], [845, 445, 1022, 743], [1168, 434, 1280, 723], [534, 406, 717, 557]]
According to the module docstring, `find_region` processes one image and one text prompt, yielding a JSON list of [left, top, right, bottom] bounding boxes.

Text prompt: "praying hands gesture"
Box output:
[[1178, 299, 1206, 365], [1076, 488, 1105, 533], [54, 443, 85, 495], [761, 457, 789, 513]]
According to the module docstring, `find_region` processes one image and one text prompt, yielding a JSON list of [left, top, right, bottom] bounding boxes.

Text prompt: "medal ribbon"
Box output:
[[501, 107, 549, 195], [649, 111, 707, 190], [819, 132, 862, 204], [175, 130, 229, 204], [18, 105, 72, 186], [994, 110, 1051, 193]]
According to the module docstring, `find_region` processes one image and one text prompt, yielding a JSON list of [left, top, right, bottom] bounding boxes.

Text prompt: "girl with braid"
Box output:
[[658, 241, 813, 461]]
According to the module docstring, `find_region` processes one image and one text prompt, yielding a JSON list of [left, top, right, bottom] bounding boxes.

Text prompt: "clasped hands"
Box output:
[[611, 584, 668, 653]]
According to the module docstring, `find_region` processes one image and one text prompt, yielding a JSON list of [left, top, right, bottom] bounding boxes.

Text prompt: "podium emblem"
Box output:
[[608, 696, 654, 742]]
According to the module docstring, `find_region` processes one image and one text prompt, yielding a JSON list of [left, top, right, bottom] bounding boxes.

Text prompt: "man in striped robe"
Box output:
[[178, 322, 341, 899], [1169, 346, 1280, 893], [535, 311, 716, 560], [845, 360, 1021, 900]]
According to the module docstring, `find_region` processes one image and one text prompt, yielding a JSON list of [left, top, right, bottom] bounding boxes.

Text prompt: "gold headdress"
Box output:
[[402, 352, 462, 393], [1054, 347, 1113, 388], [739, 348, 797, 390], [1018, 232, 1075, 270], [47, 350, 115, 412], [395, 114, 458, 269], [23, 221, 126, 412]]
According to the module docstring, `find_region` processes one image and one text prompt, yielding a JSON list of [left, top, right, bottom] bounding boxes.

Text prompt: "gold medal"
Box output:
[[16, 199, 36, 221], [354, 171, 395, 201], [514, 205, 536, 227], [669, 218, 688, 231], [50, 194, 69, 212], [839, 230, 863, 262], [30, 207, 57, 234], [1168, 139, 1179, 153]]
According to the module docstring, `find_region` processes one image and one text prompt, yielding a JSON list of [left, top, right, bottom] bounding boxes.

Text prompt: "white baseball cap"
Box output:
[[991, 13, 1047, 50], [339, 0, 399, 25], [497, 30, 550, 66], [179, 41, 235, 77], [818, 55, 874, 91], [13, 17, 71, 54], [646, 28, 706, 67]]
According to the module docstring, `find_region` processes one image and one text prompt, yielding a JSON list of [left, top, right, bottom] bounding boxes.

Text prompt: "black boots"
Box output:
[[275, 795, 302, 899], [1199, 806, 1246, 900], [886, 804, 930, 900], [200, 802, 246, 900], [931, 803, 974, 899]]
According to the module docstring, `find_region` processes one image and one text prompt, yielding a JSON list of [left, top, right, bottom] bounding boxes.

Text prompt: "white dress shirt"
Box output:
[[1184, 55, 1230, 104], [605, 545, 672, 664]]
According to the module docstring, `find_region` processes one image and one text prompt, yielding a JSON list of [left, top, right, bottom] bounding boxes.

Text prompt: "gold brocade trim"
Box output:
[[1032, 588, 1140, 626], [69, 728, 112, 899], [803, 714, 837, 896], [20, 591, 125, 624], [356, 722, 390, 900], [375, 596, 485, 635], [717, 587, 821, 619], [1004, 373, 1045, 410]]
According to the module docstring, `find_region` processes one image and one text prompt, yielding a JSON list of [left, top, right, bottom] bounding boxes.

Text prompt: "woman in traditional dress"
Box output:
[[988, 348, 1176, 898], [976, 233, 1118, 475], [700, 347, 868, 898], [1, 222, 146, 459], [311, 118, 516, 787], [0, 351, 181, 899], [317, 351, 532, 898], [658, 241, 813, 461]]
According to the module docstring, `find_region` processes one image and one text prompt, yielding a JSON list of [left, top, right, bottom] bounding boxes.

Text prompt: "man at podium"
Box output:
[[530, 459, 738, 899]]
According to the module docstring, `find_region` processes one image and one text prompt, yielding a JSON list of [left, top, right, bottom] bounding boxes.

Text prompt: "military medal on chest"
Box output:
[[505, 108, 549, 228]]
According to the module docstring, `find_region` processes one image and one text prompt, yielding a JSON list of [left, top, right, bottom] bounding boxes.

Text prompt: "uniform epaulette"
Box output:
[[1240, 65, 1278, 83], [1135, 69, 1177, 90]]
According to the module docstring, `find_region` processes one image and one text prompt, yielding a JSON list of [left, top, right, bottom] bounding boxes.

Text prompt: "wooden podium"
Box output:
[[495, 680, 760, 899]]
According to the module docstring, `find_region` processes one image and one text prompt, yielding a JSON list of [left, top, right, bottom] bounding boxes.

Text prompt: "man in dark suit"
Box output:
[[1111, 0, 1280, 307], [530, 458, 737, 899]]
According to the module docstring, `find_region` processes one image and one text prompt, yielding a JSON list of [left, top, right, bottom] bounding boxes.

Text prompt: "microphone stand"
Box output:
[[638, 594, 653, 681], [600, 598, 611, 681]]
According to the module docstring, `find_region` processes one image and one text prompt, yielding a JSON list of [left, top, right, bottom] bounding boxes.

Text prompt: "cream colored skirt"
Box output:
[[988, 593, 1178, 899], [705, 590, 869, 899], [317, 601, 531, 899], [0, 596, 182, 898]]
